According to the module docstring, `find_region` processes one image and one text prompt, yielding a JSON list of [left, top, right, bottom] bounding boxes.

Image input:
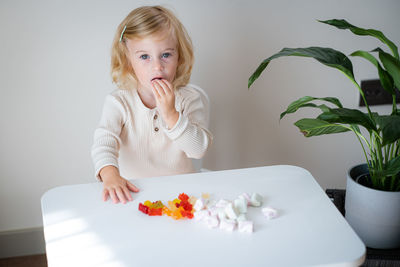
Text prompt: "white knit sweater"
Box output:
[[91, 84, 212, 180]]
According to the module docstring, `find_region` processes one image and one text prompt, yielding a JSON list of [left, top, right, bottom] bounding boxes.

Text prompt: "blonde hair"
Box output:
[[111, 6, 194, 90]]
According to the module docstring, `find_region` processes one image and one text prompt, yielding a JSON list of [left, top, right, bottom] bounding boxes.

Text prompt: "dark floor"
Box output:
[[0, 254, 47, 267]]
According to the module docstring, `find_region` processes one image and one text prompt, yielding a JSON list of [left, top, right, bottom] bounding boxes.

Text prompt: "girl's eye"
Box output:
[[140, 54, 149, 60], [161, 53, 171, 59]]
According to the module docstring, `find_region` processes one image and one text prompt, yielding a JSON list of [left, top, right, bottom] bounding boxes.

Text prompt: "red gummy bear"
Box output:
[[181, 210, 194, 219], [148, 208, 163, 216], [180, 201, 192, 211], [178, 193, 189, 201], [139, 203, 149, 214]]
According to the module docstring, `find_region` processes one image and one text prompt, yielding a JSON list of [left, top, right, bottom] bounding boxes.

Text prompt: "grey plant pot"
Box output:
[[345, 163, 400, 249]]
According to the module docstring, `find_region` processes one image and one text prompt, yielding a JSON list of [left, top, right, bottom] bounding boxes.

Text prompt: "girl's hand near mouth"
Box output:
[[151, 79, 179, 129]]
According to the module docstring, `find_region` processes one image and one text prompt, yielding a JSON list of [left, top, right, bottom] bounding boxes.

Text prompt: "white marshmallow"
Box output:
[[216, 199, 231, 208], [194, 209, 209, 222], [204, 214, 219, 228], [194, 198, 207, 211], [234, 198, 247, 214], [250, 193, 263, 207], [262, 207, 278, 219], [239, 193, 251, 205], [238, 220, 254, 233], [208, 205, 220, 216], [237, 213, 247, 222], [224, 203, 239, 220], [217, 209, 227, 220], [220, 218, 236, 232], [207, 199, 217, 208]]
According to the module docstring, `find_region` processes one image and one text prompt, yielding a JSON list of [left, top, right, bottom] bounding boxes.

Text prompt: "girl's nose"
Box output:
[[152, 58, 164, 71]]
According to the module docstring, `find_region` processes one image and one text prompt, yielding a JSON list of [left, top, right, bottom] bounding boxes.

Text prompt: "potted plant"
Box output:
[[248, 19, 400, 249]]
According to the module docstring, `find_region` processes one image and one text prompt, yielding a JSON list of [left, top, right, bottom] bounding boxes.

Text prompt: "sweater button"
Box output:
[[154, 127, 159, 132], [154, 114, 158, 120]]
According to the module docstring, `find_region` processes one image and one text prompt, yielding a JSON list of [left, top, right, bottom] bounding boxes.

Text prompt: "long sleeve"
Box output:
[[91, 94, 126, 179], [91, 86, 211, 180], [162, 85, 212, 159]]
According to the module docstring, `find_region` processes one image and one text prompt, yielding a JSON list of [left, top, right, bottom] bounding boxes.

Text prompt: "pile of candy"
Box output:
[[138, 200, 164, 216], [138, 193, 196, 220], [138, 192, 278, 233], [193, 192, 270, 233]]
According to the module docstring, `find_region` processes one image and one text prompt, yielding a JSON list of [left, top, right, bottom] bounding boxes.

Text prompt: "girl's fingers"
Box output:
[[153, 79, 171, 95], [127, 181, 140, 192], [122, 186, 133, 202], [152, 84, 162, 102], [152, 81, 164, 96], [161, 79, 173, 93], [102, 189, 109, 202], [109, 189, 119, 204], [159, 79, 173, 94], [115, 187, 127, 204]]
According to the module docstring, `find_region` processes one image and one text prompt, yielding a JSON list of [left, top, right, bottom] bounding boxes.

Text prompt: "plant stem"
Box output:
[[389, 143, 395, 160], [356, 84, 373, 119], [345, 74, 375, 121], [392, 95, 397, 115], [385, 144, 390, 165], [353, 129, 371, 170]]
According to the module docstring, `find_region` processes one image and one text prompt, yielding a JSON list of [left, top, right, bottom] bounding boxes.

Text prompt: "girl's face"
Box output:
[[126, 32, 179, 93]]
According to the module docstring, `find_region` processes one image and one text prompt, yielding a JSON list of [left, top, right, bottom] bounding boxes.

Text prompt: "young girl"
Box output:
[[91, 6, 212, 204]]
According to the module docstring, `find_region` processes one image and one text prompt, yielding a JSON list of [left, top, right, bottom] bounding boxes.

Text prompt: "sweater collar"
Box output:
[[133, 89, 157, 112]]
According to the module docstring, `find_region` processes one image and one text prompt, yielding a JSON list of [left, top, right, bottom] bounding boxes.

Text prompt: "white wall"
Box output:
[[1, 0, 399, 232]]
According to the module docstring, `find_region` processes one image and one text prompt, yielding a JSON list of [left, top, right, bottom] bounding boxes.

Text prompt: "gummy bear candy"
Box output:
[[180, 210, 191, 218], [148, 208, 163, 216], [179, 193, 189, 202], [168, 201, 178, 211], [172, 209, 183, 220], [138, 193, 194, 220], [138, 203, 149, 214], [202, 193, 210, 199], [180, 201, 193, 211], [163, 206, 172, 216], [144, 200, 152, 207], [152, 200, 164, 209], [189, 196, 197, 205]]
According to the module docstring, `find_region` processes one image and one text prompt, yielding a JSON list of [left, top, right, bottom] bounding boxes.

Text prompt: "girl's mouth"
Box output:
[[151, 77, 163, 82]]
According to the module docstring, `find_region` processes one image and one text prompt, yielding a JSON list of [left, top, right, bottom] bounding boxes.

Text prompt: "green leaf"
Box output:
[[349, 124, 362, 135], [317, 108, 377, 132], [385, 156, 400, 176], [377, 63, 395, 95], [376, 48, 400, 91], [372, 156, 400, 178], [294, 118, 350, 137], [351, 49, 395, 95], [248, 47, 354, 88], [317, 112, 340, 121], [350, 50, 378, 67], [280, 96, 343, 120], [319, 19, 399, 59], [374, 115, 400, 145]]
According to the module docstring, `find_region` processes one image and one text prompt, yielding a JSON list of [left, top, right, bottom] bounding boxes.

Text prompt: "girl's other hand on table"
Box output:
[[100, 166, 140, 204]]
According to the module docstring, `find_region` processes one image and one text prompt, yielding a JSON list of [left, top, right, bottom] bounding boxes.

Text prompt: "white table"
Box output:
[[41, 165, 365, 267]]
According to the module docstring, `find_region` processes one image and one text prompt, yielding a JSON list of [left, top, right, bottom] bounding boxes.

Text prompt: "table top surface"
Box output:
[[41, 165, 365, 267]]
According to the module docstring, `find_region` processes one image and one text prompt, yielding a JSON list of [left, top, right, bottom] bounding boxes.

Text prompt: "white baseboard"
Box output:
[[0, 227, 45, 258]]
